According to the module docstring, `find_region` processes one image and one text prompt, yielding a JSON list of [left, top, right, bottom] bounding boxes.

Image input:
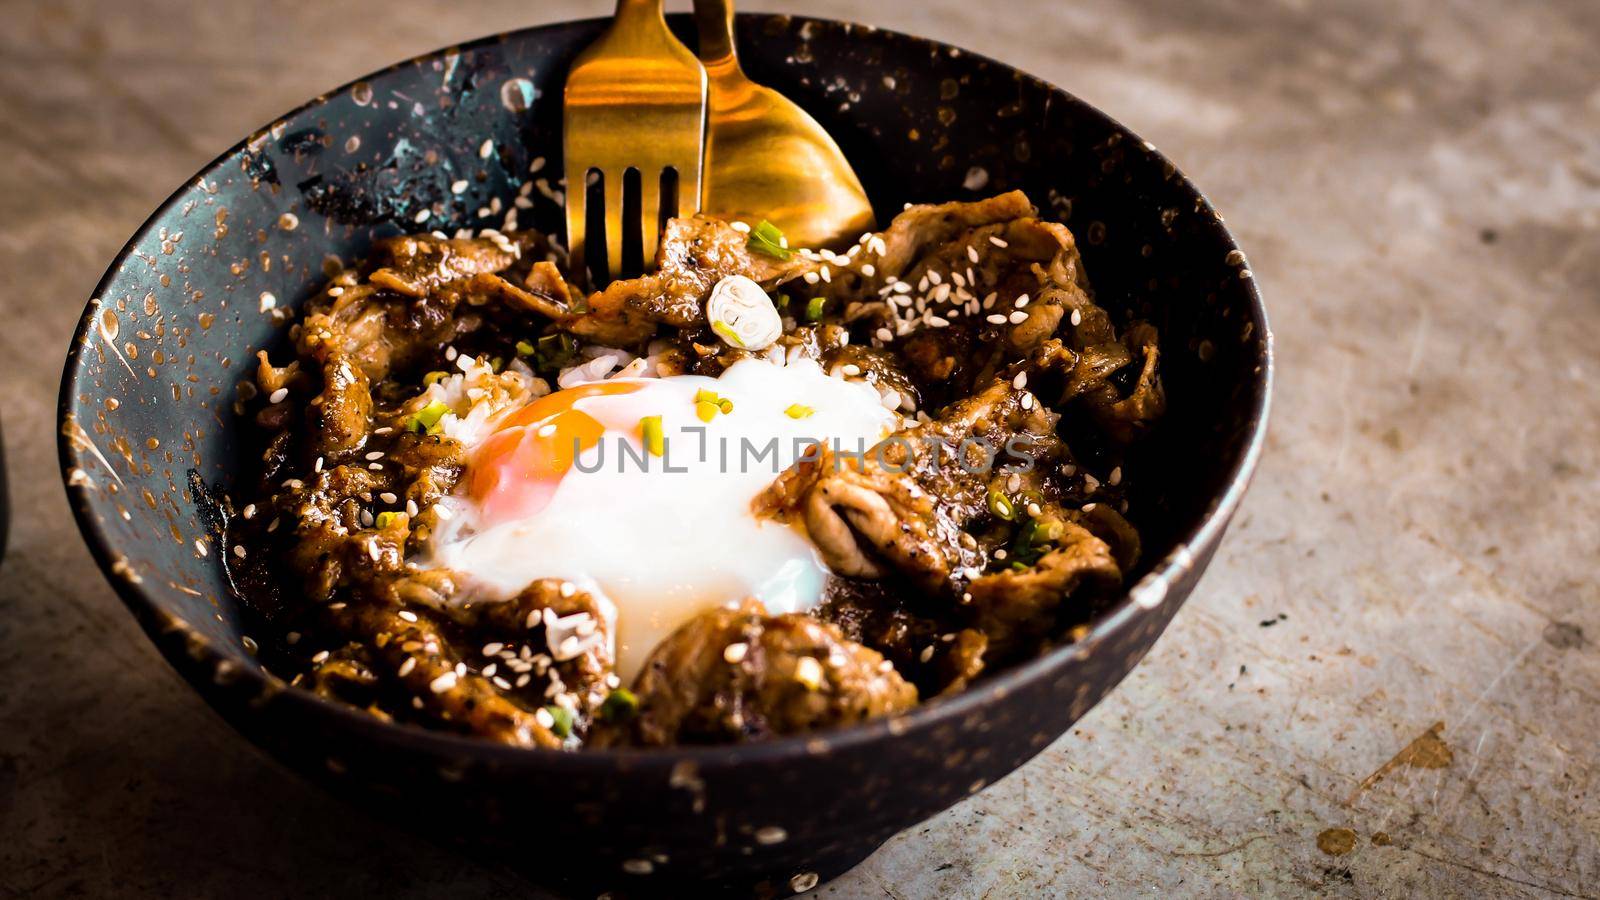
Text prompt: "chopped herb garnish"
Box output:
[[374, 511, 399, 529], [718, 398, 734, 414], [747, 219, 792, 260], [711, 319, 746, 348], [775, 293, 792, 309], [599, 688, 640, 721], [515, 339, 536, 356], [696, 400, 718, 422], [785, 404, 815, 419], [545, 705, 574, 738], [640, 415, 665, 457], [406, 400, 449, 434], [535, 333, 577, 370], [422, 370, 448, 387], [490, 356, 506, 373], [805, 296, 827, 321], [987, 487, 1016, 521]]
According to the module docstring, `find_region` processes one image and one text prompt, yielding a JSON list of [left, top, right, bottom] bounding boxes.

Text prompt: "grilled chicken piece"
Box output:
[[594, 599, 916, 747]]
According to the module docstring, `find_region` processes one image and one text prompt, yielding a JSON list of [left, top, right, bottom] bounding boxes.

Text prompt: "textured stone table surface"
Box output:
[[2, 0, 1596, 896]]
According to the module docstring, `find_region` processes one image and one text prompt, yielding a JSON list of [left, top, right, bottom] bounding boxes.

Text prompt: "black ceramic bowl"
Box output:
[[58, 13, 1270, 897]]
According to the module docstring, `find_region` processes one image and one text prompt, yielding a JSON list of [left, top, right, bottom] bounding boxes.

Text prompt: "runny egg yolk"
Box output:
[[467, 381, 642, 524], [426, 357, 900, 681]]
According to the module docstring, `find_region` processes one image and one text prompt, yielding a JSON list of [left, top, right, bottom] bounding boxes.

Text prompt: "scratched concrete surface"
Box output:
[[2, 0, 1597, 896]]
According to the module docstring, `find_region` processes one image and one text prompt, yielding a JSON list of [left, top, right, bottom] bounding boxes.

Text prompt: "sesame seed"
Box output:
[[1008, 310, 1029, 324], [429, 672, 458, 693], [195, 540, 208, 556], [986, 314, 1007, 325], [398, 657, 416, 677], [995, 548, 1008, 560], [529, 156, 546, 172], [876, 327, 894, 342], [379, 492, 397, 504], [451, 179, 468, 194], [1109, 466, 1123, 486], [755, 826, 788, 845], [932, 283, 951, 302], [928, 270, 942, 286], [842, 363, 862, 376], [982, 292, 998, 309], [268, 387, 288, 404], [232, 545, 246, 559], [928, 316, 950, 328], [989, 235, 1009, 248], [1027, 502, 1043, 517], [1013, 372, 1028, 389], [724, 642, 749, 664], [892, 281, 911, 294], [560, 581, 576, 597], [1070, 308, 1083, 326], [483, 642, 504, 656], [1014, 294, 1030, 308], [861, 263, 876, 277], [919, 645, 935, 663], [398, 610, 418, 622], [312, 650, 331, 663], [794, 656, 824, 690], [951, 271, 966, 288], [365, 451, 385, 461], [445, 345, 459, 361], [434, 505, 453, 520], [535, 707, 555, 728], [1021, 393, 1034, 410], [820, 265, 831, 283], [406, 500, 419, 517], [478, 139, 494, 159], [413, 208, 431, 224], [258, 292, 276, 312], [802, 271, 820, 285], [730, 220, 750, 233], [242, 504, 257, 519], [622, 860, 654, 875]]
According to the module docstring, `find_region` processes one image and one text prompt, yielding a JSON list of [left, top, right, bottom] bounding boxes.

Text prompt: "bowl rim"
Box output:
[[57, 12, 1274, 773]]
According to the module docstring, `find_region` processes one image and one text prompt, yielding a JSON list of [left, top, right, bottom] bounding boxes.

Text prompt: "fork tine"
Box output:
[[564, 168, 589, 278], [675, 161, 702, 220], [639, 170, 663, 269], [602, 169, 628, 281]]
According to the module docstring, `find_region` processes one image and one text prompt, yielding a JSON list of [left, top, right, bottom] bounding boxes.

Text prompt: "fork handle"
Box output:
[[693, 0, 741, 75]]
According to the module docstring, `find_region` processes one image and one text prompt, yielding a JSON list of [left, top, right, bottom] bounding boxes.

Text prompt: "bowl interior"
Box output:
[[60, 14, 1268, 748]]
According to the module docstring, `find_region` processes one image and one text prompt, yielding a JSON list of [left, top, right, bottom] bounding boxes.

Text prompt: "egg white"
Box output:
[[424, 356, 899, 680]]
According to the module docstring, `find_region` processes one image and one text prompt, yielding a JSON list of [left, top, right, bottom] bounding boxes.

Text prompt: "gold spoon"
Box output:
[[693, 0, 875, 250]]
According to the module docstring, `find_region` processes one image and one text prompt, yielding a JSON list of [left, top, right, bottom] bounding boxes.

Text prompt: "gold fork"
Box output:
[[563, 0, 707, 283]]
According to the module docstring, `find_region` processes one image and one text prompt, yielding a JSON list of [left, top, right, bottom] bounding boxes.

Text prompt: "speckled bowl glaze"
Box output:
[[58, 13, 1270, 897]]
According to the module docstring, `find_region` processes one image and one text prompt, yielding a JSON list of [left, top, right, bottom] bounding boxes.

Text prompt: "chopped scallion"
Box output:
[[711, 319, 746, 348], [805, 296, 827, 321], [515, 339, 536, 356], [696, 400, 718, 423], [640, 415, 665, 457], [374, 511, 399, 529], [422, 370, 447, 387], [987, 488, 1016, 521], [407, 400, 449, 434], [785, 404, 814, 419], [599, 688, 640, 721], [545, 705, 574, 738], [718, 398, 734, 414], [747, 219, 792, 260]]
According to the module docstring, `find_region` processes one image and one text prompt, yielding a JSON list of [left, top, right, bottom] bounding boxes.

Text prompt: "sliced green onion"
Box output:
[[599, 688, 640, 721], [718, 398, 734, 414], [535, 333, 577, 370], [545, 705, 574, 738], [422, 370, 448, 387], [407, 400, 449, 434], [640, 415, 665, 457], [515, 339, 536, 356], [747, 219, 792, 260], [490, 356, 506, 373], [695, 388, 721, 404], [785, 404, 814, 419], [696, 400, 718, 423], [775, 293, 792, 309], [805, 296, 827, 321], [374, 511, 399, 529], [987, 487, 1016, 521], [711, 319, 746, 348]]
